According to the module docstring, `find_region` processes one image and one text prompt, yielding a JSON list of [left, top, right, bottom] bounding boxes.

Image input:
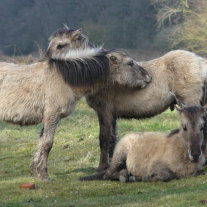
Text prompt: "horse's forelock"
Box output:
[[49, 28, 76, 41], [107, 49, 130, 58], [50, 47, 103, 61]]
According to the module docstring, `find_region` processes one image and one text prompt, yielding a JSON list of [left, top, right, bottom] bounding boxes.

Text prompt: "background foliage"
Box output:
[[0, 0, 155, 55], [1, 0, 207, 55], [151, 0, 207, 54]]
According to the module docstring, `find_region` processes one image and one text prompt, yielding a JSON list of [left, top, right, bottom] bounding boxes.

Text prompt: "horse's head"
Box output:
[[46, 27, 93, 58], [177, 106, 207, 162], [107, 50, 151, 88], [46, 28, 151, 89]]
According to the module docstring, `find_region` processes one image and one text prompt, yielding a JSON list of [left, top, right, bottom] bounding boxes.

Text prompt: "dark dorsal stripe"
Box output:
[[48, 51, 109, 86]]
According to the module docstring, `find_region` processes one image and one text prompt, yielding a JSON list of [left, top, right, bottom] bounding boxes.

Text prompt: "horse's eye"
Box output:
[[183, 126, 187, 131], [128, 61, 134, 66], [200, 126, 204, 131], [57, 43, 69, 50]]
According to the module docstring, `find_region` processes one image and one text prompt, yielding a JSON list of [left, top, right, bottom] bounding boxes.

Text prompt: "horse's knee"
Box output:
[[42, 139, 53, 152]]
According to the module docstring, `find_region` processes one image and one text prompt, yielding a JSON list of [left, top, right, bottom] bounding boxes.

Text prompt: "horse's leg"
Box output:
[[118, 169, 129, 183], [30, 115, 60, 181], [97, 110, 114, 171], [147, 162, 179, 182], [104, 145, 127, 180], [109, 117, 117, 160]]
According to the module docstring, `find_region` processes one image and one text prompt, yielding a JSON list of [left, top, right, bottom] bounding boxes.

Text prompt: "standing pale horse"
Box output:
[[49, 27, 207, 171], [0, 30, 151, 180]]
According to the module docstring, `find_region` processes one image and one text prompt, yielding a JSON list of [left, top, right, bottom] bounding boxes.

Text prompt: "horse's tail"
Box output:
[[202, 82, 207, 105], [79, 171, 106, 181], [201, 82, 207, 160]]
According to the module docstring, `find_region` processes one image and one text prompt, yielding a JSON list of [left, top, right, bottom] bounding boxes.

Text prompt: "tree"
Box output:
[[151, 0, 207, 54]]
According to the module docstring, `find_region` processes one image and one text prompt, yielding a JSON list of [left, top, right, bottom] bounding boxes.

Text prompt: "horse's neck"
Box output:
[[112, 62, 174, 118], [170, 133, 189, 160], [72, 81, 105, 97]]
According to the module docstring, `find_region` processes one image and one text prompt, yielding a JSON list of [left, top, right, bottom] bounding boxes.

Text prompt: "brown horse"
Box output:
[[49, 27, 207, 171], [0, 30, 150, 181], [80, 106, 206, 182]]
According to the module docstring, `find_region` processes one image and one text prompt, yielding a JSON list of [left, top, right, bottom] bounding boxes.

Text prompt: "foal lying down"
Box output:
[[81, 106, 206, 182]]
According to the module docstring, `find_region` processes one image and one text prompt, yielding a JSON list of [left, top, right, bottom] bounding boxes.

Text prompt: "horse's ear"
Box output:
[[71, 28, 82, 40], [63, 24, 69, 30], [109, 55, 118, 64]]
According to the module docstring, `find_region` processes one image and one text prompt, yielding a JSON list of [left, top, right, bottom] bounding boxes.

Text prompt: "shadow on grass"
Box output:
[[54, 167, 95, 177]]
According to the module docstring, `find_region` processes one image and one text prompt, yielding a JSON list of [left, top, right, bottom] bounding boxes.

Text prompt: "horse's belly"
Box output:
[[0, 89, 44, 125], [114, 91, 174, 119], [0, 105, 43, 125]]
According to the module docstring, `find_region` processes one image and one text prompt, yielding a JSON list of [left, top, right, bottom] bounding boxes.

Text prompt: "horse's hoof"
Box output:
[[30, 164, 51, 181], [42, 177, 52, 182], [119, 175, 127, 183], [33, 174, 51, 181], [119, 169, 129, 183], [129, 176, 136, 182]]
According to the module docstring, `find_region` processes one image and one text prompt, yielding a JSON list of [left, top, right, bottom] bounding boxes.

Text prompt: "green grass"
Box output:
[[1, 99, 207, 207]]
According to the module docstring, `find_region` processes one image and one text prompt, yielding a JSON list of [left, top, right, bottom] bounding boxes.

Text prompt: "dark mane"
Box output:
[[48, 50, 109, 86], [167, 128, 180, 137]]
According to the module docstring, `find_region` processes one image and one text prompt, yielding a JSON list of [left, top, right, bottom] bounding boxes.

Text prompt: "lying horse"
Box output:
[[47, 27, 207, 171], [0, 31, 150, 181], [81, 106, 206, 182]]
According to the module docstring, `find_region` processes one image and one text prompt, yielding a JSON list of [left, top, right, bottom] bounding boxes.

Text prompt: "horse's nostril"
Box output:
[[192, 152, 201, 162]]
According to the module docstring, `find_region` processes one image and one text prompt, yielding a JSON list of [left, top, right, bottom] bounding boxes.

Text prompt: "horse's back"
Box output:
[[150, 50, 204, 105], [124, 132, 167, 177], [0, 62, 46, 125], [165, 50, 205, 105]]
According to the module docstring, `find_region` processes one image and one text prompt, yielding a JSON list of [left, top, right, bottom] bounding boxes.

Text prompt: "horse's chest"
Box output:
[[59, 96, 79, 118]]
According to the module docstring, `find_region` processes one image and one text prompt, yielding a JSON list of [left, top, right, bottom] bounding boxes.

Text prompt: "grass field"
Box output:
[[1, 99, 207, 207]]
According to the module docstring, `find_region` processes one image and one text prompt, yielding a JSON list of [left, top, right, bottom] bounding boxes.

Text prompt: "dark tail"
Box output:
[[79, 171, 106, 181], [202, 84, 207, 156]]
